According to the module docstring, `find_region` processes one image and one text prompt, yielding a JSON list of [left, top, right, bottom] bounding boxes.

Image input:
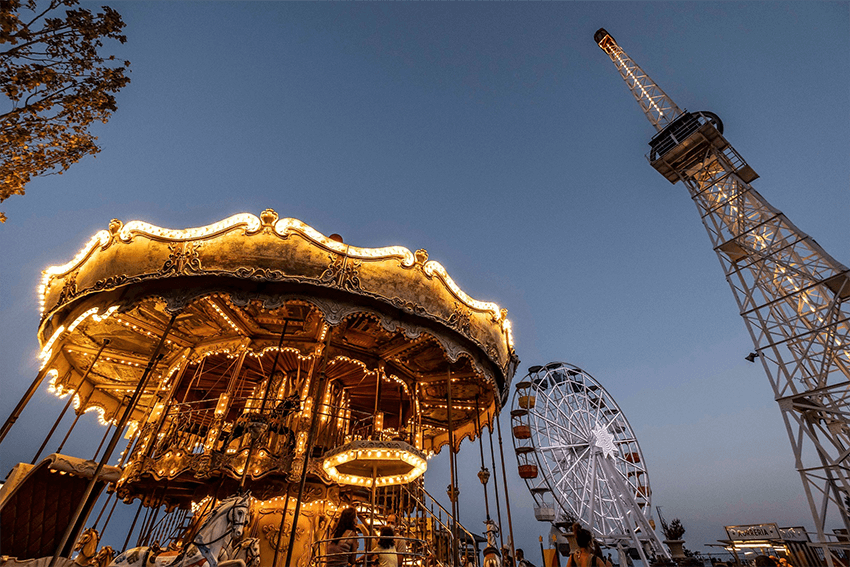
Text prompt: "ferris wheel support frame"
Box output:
[[595, 447, 667, 564]]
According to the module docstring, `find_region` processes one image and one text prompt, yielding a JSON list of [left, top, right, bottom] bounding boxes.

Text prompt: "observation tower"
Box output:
[[595, 28, 850, 564], [0, 209, 518, 567]]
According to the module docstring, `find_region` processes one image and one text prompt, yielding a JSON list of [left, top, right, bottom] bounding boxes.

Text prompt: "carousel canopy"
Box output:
[[35, 210, 519, 470]]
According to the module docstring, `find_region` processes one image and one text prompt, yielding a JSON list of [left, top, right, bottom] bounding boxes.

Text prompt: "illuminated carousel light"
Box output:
[[322, 439, 427, 487]]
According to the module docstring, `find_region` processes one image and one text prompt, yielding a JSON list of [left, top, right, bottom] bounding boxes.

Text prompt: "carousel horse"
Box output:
[[109, 493, 251, 567], [73, 528, 101, 567], [92, 547, 115, 567], [217, 538, 260, 567]]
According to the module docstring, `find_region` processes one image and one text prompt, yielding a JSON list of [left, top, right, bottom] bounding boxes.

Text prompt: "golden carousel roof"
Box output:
[[36, 209, 519, 458]]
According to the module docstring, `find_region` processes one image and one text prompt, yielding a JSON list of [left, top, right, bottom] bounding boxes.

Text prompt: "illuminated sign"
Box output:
[[725, 524, 780, 541], [779, 527, 809, 542]]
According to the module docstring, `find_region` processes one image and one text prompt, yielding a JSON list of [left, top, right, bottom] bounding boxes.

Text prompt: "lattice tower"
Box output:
[[595, 28, 850, 560]]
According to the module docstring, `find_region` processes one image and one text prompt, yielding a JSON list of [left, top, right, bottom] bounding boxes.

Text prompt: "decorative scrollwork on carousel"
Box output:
[[232, 266, 287, 281], [160, 242, 203, 276], [448, 301, 472, 335], [57, 270, 79, 305], [319, 254, 362, 291]]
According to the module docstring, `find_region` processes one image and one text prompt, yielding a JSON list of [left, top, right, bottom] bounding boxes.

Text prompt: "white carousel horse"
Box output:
[[217, 538, 260, 567], [109, 494, 251, 567]]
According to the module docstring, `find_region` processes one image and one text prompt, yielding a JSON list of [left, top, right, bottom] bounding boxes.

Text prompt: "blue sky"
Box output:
[[1, 1, 848, 559]]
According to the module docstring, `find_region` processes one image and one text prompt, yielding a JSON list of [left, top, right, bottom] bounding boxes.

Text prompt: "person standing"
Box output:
[[516, 548, 535, 567], [565, 524, 611, 567], [387, 514, 407, 560], [327, 508, 360, 567], [373, 526, 400, 567]]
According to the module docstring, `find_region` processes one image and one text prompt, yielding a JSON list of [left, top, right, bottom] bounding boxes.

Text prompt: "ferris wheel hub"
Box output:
[[591, 424, 618, 458]]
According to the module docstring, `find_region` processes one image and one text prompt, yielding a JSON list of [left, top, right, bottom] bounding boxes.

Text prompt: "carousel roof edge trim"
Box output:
[[39, 210, 513, 335]]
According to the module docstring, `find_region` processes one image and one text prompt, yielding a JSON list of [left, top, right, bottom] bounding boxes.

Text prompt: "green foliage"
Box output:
[[0, 0, 130, 219], [663, 518, 686, 540]]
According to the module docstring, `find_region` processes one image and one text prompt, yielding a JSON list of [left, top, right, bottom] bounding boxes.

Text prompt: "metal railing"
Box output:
[[311, 535, 427, 567]]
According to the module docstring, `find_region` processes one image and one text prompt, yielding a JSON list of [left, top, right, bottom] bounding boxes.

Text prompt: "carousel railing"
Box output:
[[310, 534, 427, 567], [397, 484, 481, 567]]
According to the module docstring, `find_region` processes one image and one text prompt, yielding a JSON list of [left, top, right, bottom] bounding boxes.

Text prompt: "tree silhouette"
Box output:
[[0, 0, 130, 221]]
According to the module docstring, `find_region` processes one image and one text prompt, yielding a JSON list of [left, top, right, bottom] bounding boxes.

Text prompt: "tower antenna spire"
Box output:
[[593, 28, 682, 131]]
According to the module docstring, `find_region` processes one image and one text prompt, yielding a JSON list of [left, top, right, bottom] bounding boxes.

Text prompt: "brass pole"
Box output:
[[487, 423, 504, 549], [271, 487, 293, 567], [446, 366, 459, 567], [48, 312, 178, 567], [91, 491, 114, 530], [474, 396, 491, 521], [56, 388, 95, 454], [32, 339, 111, 463], [0, 366, 53, 445], [370, 464, 378, 535], [272, 357, 313, 567], [141, 354, 190, 460], [284, 328, 333, 567], [92, 415, 116, 460], [121, 500, 144, 552], [495, 412, 516, 563]]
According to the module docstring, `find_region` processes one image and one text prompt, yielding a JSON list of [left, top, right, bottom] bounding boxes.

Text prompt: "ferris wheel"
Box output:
[[510, 362, 669, 564]]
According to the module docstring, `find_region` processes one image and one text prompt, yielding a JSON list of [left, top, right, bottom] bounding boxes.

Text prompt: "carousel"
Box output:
[[0, 210, 518, 567]]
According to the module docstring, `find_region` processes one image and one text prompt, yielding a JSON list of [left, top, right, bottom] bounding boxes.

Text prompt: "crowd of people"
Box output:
[[320, 511, 619, 567]]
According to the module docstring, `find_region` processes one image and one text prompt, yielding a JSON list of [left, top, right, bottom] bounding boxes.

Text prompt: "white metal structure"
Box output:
[[595, 28, 850, 563], [510, 362, 669, 565]]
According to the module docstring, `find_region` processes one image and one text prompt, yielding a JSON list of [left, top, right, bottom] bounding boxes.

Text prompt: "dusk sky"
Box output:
[[1, 2, 848, 560]]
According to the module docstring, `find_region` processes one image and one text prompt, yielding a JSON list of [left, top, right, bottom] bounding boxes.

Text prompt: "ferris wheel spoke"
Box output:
[[536, 442, 589, 452], [553, 443, 592, 491], [547, 392, 590, 435], [531, 407, 583, 436]]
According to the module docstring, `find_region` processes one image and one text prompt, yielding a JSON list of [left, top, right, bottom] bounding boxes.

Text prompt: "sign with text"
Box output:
[[725, 524, 781, 541], [779, 527, 809, 542]]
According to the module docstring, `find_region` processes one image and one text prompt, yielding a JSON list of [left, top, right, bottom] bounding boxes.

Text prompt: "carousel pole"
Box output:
[[48, 311, 178, 567], [284, 328, 333, 567], [487, 423, 504, 548], [32, 339, 111, 463], [0, 365, 54, 445], [92, 412, 118, 460], [446, 366, 460, 567], [474, 396, 491, 521], [55, 388, 95, 454], [141, 354, 191, 460], [271, 487, 293, 567], [370, 365, 383, 535], [495, 411, 516, 564], [271, 359, 309, 567], [121, 501, 145, 552]]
